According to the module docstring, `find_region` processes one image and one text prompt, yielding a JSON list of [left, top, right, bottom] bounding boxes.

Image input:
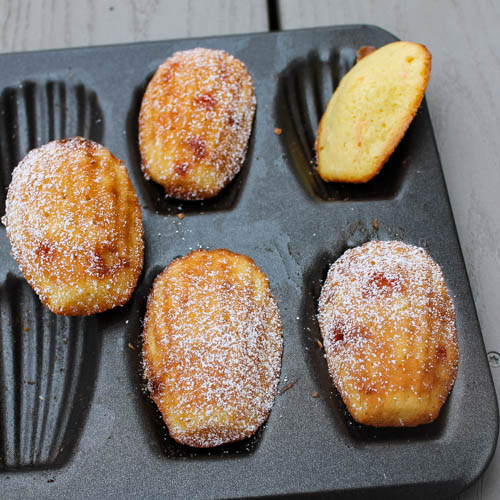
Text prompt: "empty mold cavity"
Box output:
[[0, 274, 102, 471], [126, 75, 253, 216], [0, 81, 104, 212], [300, 222, 450, 443], [276, 49, 413, 201], [131, 266, 264, 459]]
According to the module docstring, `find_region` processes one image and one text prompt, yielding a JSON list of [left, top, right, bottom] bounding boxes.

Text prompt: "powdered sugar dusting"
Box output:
[[3, 137, 144, 315], [139, 47, 256, 200], [318, 240, 459, 427], [143, 249, 283, 447]]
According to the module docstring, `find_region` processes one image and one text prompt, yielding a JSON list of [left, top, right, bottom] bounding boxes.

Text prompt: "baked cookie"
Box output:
[[3, 137, 144, 316], [316, 41, 431, 183], [139, 48, 256, 200], [318, 240, 458, 427], [142, 249, 282, 447]]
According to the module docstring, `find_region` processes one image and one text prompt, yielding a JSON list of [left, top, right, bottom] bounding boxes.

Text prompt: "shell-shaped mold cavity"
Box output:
[[0, 274, 102, 470]]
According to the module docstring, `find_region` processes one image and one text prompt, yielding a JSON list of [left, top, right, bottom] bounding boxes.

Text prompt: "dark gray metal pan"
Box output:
[[0, 25, 496, 499]]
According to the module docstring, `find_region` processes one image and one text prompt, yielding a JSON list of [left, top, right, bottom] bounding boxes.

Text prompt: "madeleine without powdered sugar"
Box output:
[[3, 137, 144, 316], [316, 41, 431, 183], [142, 249, 283, 447], [318, 240, 459, 427], [139, 47, 256, 200]]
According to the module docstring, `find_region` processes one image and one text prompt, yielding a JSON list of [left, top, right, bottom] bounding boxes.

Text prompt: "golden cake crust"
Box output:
[[316, 41, 431, 183], [318, 240, 459, 427], [139, 48, 256, 200], [142, 249, 283, 447], [3, 137, 144, 316]]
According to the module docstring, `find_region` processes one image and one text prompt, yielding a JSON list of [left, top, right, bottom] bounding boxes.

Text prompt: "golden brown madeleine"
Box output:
[[316, 41, 431, 183], [139, 48, 256, 200], [318, 240, 459, 427], [143, 249, 283, 447], [2, 137, 144, 316]]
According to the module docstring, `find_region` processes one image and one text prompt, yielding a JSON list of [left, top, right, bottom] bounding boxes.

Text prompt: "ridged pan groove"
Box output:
[[0, 274, 101, 471]]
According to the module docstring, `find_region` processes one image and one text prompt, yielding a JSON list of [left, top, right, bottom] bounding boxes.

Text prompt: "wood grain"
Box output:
[[278, 1, 500, 498], [0, 0, 268, 53]]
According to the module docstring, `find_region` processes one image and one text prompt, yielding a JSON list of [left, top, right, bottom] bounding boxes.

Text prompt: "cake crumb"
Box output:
[[274, 127, 282, 135], [177, 213, 185, 220], [372, 219, 379, 230], [316, 339, 323, 349], [128, 343, 135, 351], [356, 45, 377, 62], [312, 391, 319, 398], [279, 378, 298, 395]]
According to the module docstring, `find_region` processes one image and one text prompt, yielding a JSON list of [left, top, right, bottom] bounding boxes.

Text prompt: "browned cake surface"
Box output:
[[142, 249, 283, 447], [139, 47, 256, 200], [3, 137, 144, 316], [318, 240, 459, 427]]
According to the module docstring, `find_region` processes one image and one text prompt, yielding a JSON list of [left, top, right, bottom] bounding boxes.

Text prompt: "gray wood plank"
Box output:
[[0, 0, 268, 53], [278, 1, 500, 499]]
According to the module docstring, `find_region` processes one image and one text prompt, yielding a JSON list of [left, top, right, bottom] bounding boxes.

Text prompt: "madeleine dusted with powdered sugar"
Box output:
[[143, 249, 282, 447], [3, 137, 144, 316], [139, 48, 256, 200], [318, 240, 458, 427]]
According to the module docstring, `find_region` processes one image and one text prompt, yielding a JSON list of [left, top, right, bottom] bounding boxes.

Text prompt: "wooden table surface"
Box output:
[[0, 1, 498, 498]]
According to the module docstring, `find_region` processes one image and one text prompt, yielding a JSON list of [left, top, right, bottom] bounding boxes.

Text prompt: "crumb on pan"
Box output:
[[356, 45, 377, 62]]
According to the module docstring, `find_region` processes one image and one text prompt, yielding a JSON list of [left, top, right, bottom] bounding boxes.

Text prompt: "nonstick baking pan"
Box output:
[[0, 25, 497, 499]]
